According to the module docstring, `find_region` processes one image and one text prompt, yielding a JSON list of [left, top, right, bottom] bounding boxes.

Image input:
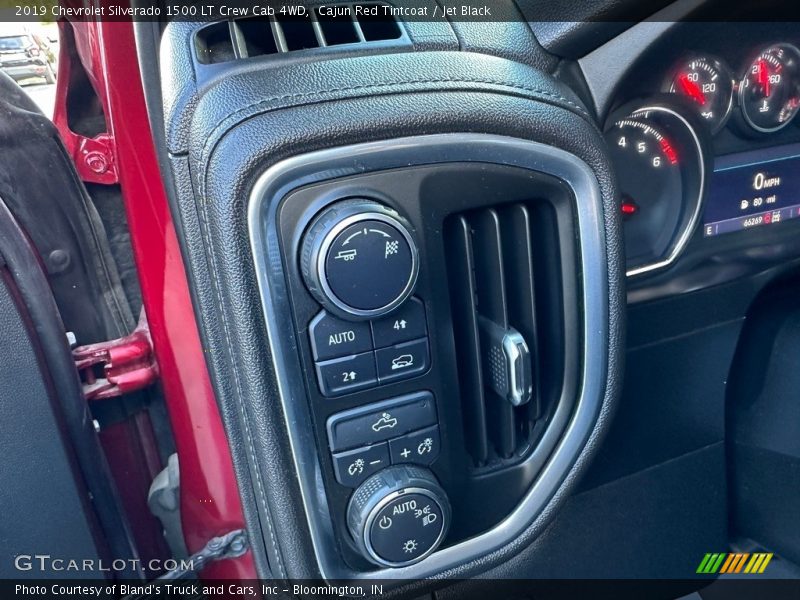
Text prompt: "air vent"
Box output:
[[194, 21, 237, 65], [444, 202, 567, 469], [195, 3, 404, 65]]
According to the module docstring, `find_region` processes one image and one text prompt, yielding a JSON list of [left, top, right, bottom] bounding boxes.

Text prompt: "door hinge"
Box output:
[[73, 312, 159, 401]]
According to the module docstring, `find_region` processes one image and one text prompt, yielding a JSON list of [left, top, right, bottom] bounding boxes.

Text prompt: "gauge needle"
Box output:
[[757, 59, 771, 97], [678, 74, 706, 105]]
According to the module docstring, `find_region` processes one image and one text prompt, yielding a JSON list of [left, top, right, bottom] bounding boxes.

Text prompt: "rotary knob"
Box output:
[[300, 200, 419, 320], [347, 465, 450, 568]]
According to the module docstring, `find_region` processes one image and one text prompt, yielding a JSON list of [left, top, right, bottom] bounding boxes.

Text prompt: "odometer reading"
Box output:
[[703, 147, 800, 237]]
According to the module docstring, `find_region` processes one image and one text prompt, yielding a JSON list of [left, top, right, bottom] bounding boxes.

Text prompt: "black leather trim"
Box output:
[[162, 48, 624, 582], [447, 1, 559, 70], [157, 15, 562, 155], [185, 51, 591, 177]]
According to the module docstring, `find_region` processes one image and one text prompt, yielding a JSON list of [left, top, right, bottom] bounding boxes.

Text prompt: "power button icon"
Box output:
[[378, 515, 393, 530]]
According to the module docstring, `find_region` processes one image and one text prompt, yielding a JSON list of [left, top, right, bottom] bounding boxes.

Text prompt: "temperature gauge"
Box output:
[[666, 56, 734, 134], [739, 43, 800, 133]]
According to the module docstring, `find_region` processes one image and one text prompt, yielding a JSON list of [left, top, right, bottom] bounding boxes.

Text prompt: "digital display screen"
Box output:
[[703, 144, 800, 236]]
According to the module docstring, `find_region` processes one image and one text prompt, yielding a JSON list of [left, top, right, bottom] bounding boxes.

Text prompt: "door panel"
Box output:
[[0, 195, 137, 578]]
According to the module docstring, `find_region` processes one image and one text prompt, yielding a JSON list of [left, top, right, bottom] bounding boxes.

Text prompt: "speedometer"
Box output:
[[665, 56, 734, 134]]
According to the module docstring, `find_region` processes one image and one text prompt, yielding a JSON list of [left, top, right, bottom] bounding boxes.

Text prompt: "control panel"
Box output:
[[300, 199, 432, 398], [286, 195, 451, 568], [327, 392, 440, 486], [309, 298, 430, 397], [272, 160, 580, 574]]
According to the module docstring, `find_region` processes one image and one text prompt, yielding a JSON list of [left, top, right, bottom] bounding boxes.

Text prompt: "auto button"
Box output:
[[309, 310, 372, 361]]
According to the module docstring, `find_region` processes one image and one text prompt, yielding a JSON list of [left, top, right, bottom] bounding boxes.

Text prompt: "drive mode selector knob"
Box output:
[[347, 465, 450, 567], [300, 200, 419, 320]]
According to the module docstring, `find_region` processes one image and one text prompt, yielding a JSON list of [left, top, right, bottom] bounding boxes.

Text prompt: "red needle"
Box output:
[[757, 59, 771, 97], [678, 73, 706, 105]]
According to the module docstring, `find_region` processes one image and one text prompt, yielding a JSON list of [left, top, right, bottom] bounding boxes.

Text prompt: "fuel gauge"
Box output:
[[739, 43, 800, 133], [665, 56, 734, 134]]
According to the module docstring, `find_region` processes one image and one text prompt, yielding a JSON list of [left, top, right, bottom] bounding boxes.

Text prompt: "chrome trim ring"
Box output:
[[313, 211, 419, 319]]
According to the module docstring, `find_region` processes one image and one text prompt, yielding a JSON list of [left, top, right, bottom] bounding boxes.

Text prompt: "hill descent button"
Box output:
[[326, 391, 437, 451], [376, 338, 430, 383]]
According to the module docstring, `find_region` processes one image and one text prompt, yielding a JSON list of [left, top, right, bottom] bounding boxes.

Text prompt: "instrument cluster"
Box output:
[[604, 37, 800, 278], [665, 44, 800, 136]]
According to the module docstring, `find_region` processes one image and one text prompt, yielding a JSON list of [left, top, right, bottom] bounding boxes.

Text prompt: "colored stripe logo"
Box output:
[[696, 552, 773, 574]]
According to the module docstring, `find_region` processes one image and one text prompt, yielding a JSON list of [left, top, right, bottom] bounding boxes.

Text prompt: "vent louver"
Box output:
[[195, 3, 403, 65], [445, 202, 566, 469]]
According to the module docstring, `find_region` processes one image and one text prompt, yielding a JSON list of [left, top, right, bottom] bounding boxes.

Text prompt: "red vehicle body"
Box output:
[[52, 18, 255, 580]]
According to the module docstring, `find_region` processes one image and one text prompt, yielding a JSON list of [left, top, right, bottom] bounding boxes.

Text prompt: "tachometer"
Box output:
[[610, 118, 682, 229], [665, 56, 734, 134], [739, 43, 800, 133], [605, 103, 707, 276]]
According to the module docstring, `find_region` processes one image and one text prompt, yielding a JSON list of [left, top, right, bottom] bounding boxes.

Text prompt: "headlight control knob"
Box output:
[[347, 465, 450, 568], [300, 200, 419, 320]]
